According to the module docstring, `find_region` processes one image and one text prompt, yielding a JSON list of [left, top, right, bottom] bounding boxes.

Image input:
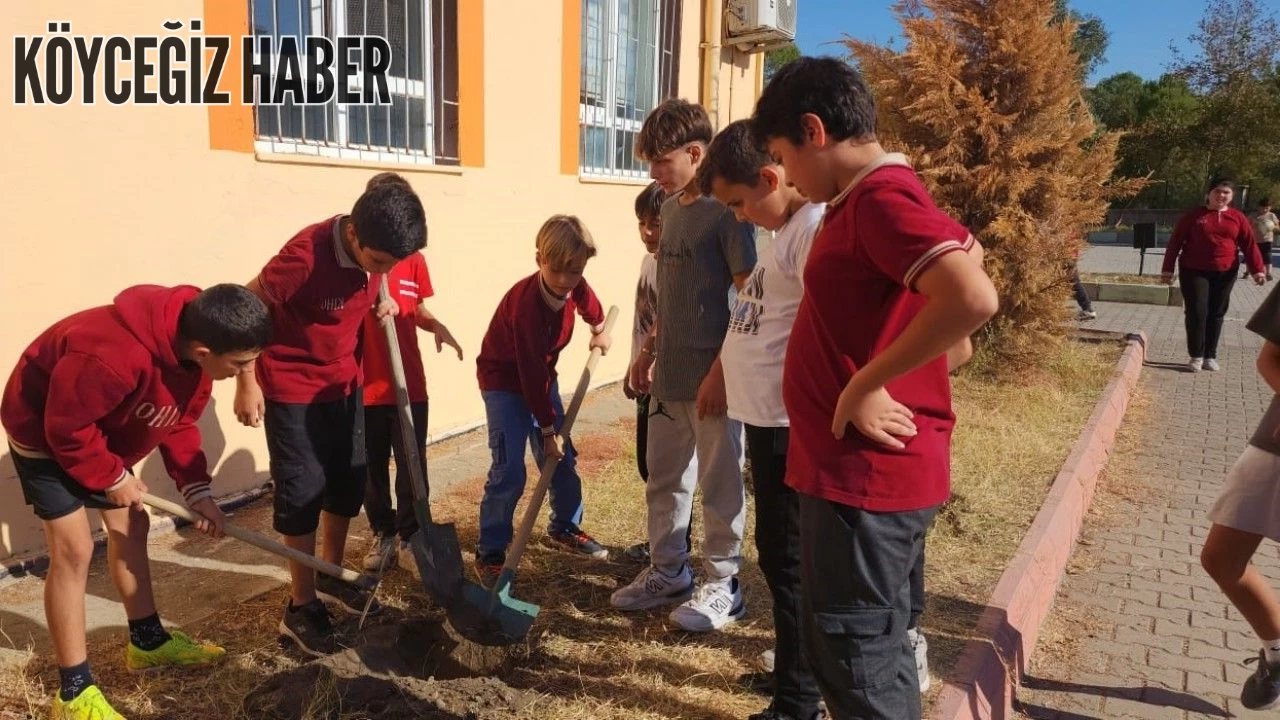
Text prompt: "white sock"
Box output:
[[1263, 639, 1280, 664]]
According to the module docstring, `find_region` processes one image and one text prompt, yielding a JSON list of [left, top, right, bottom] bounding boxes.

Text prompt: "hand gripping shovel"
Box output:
[[459, 306, 619, 643], [375, 276, 472, 610]]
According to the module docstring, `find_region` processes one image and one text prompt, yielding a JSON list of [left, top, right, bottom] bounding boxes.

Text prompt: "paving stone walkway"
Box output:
[[1018, 248, 1280, 718]]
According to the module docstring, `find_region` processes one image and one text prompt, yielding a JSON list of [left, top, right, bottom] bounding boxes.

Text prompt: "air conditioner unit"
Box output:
[[724, 0, 798, 53]]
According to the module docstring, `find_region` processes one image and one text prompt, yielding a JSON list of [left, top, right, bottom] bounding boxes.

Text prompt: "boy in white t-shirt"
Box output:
[[700, 119, 825, 720]]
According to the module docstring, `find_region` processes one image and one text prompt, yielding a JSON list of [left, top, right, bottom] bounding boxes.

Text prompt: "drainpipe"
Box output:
[[700, 0, 722, 129]]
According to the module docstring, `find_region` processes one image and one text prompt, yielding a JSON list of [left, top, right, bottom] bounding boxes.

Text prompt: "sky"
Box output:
[[794, 0, 1280, 85]]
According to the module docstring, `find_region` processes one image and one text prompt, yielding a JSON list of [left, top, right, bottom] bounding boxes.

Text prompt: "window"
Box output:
[[579, 0, 682, 179], [249, 0, 459, 166]]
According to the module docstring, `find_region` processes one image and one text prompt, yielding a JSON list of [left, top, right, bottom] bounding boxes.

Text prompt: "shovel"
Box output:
[[374, 276, 472, 610], [459, 305, 619, 643]]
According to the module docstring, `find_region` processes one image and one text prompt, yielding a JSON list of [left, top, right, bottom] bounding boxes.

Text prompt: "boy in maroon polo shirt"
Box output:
[[2, 284, 271, 720], [752, 57, 999, 719], [235, 180, 426, 656]]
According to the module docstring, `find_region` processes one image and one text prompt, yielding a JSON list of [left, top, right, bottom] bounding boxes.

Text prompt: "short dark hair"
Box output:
[[351, 182, 427, 257], [178, 284, 272, 354], [634, 182, 665, 221], [698, 119, 770, 196], [751, 56, 878, 146], [1261, 198, 1272, 207], [366, 171, 411, 191], [637, 99, 714, 161], [1208, 177, 1235, 191]]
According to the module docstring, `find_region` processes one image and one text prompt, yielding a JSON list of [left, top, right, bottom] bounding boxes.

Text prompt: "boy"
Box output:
[[701, 118, 826, 720], [1202, 279, 1280, 710], [752, 57, 998, 719], [614, 99, 758, 633], [356, 173, 463, 574], [473, 215, 612, 586], [2, 283, 272, 720], [1253, 199, 1277, 282], [234, 180, 426, 656]]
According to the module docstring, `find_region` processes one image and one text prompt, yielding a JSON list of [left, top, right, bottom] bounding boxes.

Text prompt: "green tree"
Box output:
[[1052, 0, 1110, 77], [764, 43, 800, 83], [1088, 72, 1147, 129]]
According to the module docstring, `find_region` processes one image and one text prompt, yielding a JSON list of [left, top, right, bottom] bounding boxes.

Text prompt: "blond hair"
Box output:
[[536, 215, 597, 269]]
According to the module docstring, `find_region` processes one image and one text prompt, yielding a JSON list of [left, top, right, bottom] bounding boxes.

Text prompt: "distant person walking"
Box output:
[[1162, 178, 1266, 373], [1252, 199, 1278, 282]]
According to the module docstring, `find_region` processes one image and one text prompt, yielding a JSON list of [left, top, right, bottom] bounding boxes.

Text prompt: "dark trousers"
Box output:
[[1071, 268, 1092, 312], [746, 425, 823, 719], [364, 401, 428, 541], [799, 494, 937, 720], [1179, 267, 1238, 360], [1262, 243, 1274, 275], [910, 535, 925, 630]]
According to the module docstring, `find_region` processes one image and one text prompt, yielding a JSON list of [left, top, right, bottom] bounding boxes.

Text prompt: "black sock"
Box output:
[[58, 660, 94, 702], [127, 613, 171, 651]]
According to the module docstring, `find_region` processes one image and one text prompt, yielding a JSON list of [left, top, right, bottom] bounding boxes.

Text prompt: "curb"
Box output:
[[930, 331, 1147, 720], [0, 483, 273, 582]]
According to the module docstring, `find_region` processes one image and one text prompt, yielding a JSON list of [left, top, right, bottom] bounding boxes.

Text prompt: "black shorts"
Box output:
[[11, 449, 120, 521], [265, 390, 367, 536]]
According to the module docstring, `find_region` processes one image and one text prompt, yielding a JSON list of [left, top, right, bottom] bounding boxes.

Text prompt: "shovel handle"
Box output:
[[376, 277, 433, 525], [496, 306, 619, 593], [121, 492, 375, 590]]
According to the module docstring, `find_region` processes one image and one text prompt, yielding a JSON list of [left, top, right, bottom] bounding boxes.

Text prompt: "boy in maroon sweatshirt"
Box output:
[[473, 215, 612, 586], [234, 179, 426, 656], [1, 284, 271, 720]]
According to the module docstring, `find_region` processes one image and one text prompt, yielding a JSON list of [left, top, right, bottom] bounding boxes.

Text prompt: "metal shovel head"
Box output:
[[406, 521, 465, 607], [456, 573, 539, 645]]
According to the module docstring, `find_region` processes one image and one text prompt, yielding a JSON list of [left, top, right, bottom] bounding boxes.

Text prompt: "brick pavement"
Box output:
[[1017, 249, 1280, 718]]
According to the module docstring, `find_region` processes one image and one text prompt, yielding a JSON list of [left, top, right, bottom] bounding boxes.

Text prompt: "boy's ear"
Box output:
[[759, 166, 782, 192], [188, 343, 212, 364], [800, 113, 827, 147], [687, 142, 704, 165]]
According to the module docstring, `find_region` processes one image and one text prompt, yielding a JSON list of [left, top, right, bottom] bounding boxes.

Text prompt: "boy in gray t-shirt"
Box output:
[[612, 99, 758, 633]]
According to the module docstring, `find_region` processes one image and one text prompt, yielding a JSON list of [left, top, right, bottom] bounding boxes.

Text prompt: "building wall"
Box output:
[[0, 0, 759, 560]]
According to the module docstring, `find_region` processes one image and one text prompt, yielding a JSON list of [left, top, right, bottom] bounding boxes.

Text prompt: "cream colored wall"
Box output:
[[0, 0, 759, 561]]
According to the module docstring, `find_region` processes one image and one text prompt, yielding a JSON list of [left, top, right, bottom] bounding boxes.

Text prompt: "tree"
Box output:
[[764, 43, 800, 83], [1052, 0, 1110, 78], [1088, 72, 1147, 129], [846, 0, 1143, 373]]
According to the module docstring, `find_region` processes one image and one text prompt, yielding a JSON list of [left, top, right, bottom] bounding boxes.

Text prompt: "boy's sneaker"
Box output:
[[1188, 357, 1204, 372], [548, 529, 609, 559], [1242, 650, 1280, 710], [1205, 358, 1221, 372], [757, 649, 775, 673], [316, 574, 384, 617], [362, 534, 398, 572], [1077, 309, 1097, 321], [611, 564, 694, 611], [670, 576, 746, 632], [279, 599, 341, 657], [909, 627, 931, 692], [398, 540, 420, 579], [747, 707, 826, 720], [623, 541, 651, 563], [474, 555, 504, 589], [125, 630, 226, 671], [49, 685, 125, 720]]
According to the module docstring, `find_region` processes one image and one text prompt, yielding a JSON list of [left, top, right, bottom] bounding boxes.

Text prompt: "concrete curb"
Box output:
[[929, 331, 1147, 720], [0, 483, 273, 582]]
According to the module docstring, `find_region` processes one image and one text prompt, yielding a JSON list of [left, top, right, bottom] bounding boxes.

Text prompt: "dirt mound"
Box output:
[[242, 619, 528, 720]]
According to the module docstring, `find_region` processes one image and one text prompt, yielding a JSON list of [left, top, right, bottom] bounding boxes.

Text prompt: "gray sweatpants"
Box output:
[[645, 399, 746, 580]]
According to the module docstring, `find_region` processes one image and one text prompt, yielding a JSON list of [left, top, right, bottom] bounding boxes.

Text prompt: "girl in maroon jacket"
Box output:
[[1, 284, 271, 720], [1162, 178, 1266, 372]]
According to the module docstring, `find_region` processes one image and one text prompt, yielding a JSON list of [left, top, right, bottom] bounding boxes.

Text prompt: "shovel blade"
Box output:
[[407, 522, 465, 607], [458, 579, 539, 644]]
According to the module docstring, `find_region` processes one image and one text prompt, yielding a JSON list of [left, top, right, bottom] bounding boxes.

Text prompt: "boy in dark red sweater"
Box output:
[[473, 215, 612, 586], [752, 57, 999, 719], [2, 284, 271, 720], [234, 180, 425, 656]]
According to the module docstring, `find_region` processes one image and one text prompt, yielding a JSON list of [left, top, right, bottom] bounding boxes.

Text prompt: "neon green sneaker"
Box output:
[[48, 685, 125, 720], [124, 630, 226, 672]]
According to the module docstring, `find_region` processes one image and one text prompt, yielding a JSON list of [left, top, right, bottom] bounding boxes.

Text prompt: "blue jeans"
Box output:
[[477, 382, 584, 560]]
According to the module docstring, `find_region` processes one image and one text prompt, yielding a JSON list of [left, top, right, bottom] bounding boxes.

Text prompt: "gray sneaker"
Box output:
[[1243, 650, 1280, 710], [1205, 358, 1221, 372], [1188, 357, 1204, 373], [909, 627, 931, 692], [361, 534, 397, 572], [610, 564, 694, 611]]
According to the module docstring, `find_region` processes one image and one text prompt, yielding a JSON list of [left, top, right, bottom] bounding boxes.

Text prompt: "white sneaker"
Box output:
[[362, 534, 398, 572], [397, 540, 419, 579], [1188, 357, 1204, 373], [1077, 309, 1097, 321], [610, 564, 694, 611], [670, 576, 746, 632], [909, 627, 931, 692], [757, 649, 775, 673], [1204, 358, 1220, 372]]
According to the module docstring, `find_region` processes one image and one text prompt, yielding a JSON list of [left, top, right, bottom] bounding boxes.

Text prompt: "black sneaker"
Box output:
[[747, 706, 826, 720], [279, 599, 341, 657], [316, 574, 384, 617], [1242, 650, 1280, 710], [549, 529, 608, 559]]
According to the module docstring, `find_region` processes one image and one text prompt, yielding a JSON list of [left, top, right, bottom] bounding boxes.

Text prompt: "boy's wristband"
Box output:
[[540, 426, 557, 438], [590, 322, 606, 335]]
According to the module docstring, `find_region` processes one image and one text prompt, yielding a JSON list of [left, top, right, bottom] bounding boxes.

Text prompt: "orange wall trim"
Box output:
[[559, 0, 581, 175], [458, 1, 485, 167], [205, 0, 254, 153]]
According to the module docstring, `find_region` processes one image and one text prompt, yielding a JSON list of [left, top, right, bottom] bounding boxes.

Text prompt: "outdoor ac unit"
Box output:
[[725, 0, 798, 52]]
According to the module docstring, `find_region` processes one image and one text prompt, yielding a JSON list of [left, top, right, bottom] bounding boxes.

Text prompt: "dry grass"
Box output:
[[1080, 272, 1166, 286], [0, 339, 1123, 720]]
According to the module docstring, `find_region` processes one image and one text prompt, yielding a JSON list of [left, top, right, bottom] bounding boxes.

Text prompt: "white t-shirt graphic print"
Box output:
[[722, 202, 825, 427]]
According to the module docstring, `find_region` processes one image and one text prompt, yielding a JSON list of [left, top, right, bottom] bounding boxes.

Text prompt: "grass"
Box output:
[[0, 339, 1121, 720], [1080, 272, 1166, 286]]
